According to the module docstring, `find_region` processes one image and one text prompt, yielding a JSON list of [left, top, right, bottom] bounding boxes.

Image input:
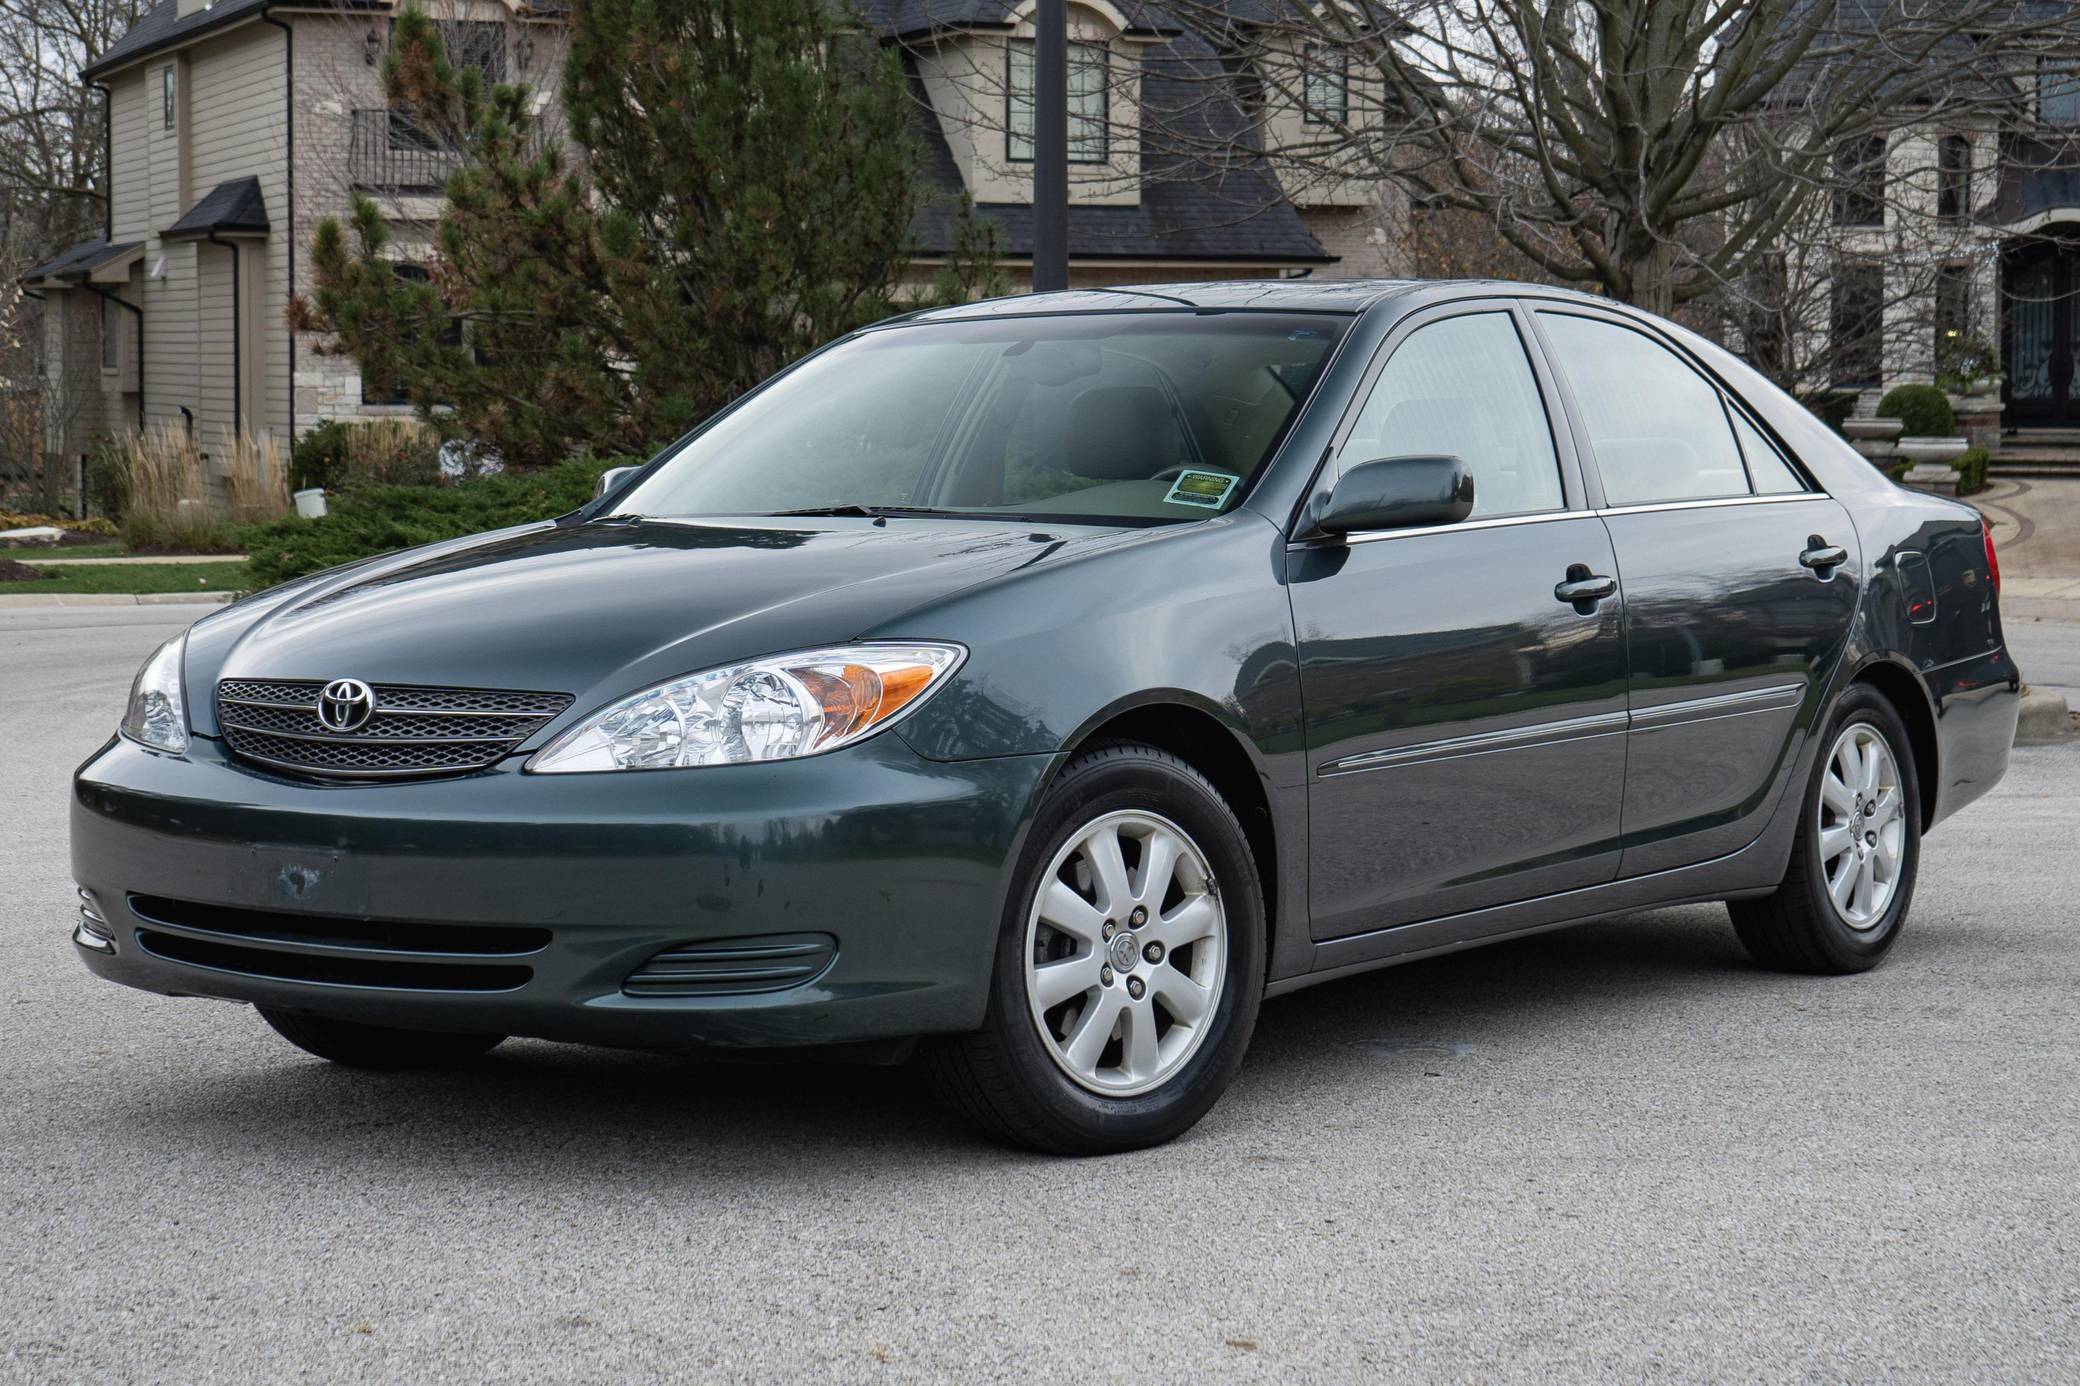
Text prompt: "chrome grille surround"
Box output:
[[216, 678, 573, 780]]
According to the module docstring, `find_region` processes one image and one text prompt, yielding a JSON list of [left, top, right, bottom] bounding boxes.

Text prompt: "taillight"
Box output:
[[1982, 516, 2001, 597]]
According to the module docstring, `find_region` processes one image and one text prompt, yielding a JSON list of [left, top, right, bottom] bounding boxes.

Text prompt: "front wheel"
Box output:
[[928, 743, 1266, 1154], [257, 1007, 506, 1069], [1729, 684, 1922, 974]]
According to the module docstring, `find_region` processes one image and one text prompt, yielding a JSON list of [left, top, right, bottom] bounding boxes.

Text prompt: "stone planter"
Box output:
[[1966, 376, 2003, 398], [1952, 401, 2004, 455], [1843, 418, 1904, 441], [1897, 436, 1969, 463], [1901, 463, 1961, 496]]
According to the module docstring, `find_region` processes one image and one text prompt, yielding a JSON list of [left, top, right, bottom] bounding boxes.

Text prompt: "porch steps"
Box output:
[[1992, 430, 2080, 476], [1989, 451, 2080, 477]]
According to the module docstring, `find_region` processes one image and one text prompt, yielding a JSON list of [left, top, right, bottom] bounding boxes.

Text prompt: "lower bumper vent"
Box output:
[[128, 895, 543, 992], [623, 933, 837, 997]]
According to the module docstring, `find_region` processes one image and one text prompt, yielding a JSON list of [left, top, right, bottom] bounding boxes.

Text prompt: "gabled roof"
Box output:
[[82, 0, 383, 80], [163, 177, 270, 239], [20, 238, 146, 286]]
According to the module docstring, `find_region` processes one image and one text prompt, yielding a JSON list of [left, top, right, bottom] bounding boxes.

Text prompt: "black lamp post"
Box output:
[[1031, 0, 1069, 292]]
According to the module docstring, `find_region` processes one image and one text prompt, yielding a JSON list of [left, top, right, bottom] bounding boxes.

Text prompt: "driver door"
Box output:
[[1289, 304, 1630, 940]]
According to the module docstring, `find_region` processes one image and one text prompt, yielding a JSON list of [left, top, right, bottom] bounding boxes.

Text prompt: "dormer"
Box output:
[[1241, 31, 1390, 208], [911, 0, 1168, 208]]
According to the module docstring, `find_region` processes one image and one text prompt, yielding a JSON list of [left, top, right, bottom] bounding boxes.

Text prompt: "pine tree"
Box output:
[[294, 0, 920, 467]]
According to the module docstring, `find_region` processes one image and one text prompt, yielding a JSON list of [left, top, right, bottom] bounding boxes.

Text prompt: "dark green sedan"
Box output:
[[72, 280, 2020, 1153]]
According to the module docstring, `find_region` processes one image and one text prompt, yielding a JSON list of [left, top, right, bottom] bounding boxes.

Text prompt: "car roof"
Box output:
[[901, 278, 1614, 321]]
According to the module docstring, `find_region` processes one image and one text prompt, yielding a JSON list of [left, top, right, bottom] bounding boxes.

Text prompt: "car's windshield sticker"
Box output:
[[1164, 470, 1240, 509]]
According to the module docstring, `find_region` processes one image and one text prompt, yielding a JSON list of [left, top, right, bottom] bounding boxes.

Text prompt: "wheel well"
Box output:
[[1074, 705, 1279, 951], [1853, 662, 1939, 826]]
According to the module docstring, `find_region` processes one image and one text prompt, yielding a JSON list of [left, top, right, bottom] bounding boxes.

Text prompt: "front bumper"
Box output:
[[71, 732, 1053, 1050]]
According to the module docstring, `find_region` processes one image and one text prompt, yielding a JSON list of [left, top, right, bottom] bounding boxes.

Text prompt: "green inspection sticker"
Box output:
[[1164, 469, 1241, 509]]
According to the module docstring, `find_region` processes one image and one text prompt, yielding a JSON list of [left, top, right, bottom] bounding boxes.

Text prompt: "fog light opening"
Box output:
[[74, 887, 116, 954]]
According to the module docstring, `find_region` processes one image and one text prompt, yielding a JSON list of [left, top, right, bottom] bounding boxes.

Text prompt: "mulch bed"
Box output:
[[0, 558, 45, 582]]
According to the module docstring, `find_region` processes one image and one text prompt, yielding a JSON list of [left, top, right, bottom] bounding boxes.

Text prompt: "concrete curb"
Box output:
[[0, 591, 237, 609], [2016, 687, 2077, 745]]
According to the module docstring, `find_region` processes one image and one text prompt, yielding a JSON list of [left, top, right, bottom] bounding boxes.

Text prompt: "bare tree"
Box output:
[[1147, 0, 2080, 318], [0, 0, 147, 252]]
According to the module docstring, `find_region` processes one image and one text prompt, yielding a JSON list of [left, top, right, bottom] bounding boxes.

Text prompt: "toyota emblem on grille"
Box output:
[[315, 678, 377, 732]]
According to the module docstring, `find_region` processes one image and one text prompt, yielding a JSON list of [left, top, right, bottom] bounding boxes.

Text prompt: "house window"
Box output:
[[385, 20, 507, 151], [1830, 259, 1885, 388], [437, 20, 507, 84], [1006, 39, 1109, 165], [2040, 61, 2080, 125], [1303, 45, 1348, 125], [101, 297, 119, 371], [1934, 263, 1972, 376], [161, 67, 175, 129], [1937, 136, 1970, 224], [1832, 136, 1886, 227]]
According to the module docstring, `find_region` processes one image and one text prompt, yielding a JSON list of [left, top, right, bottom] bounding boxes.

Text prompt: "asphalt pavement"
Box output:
[[3, 606, 2076, 1383]]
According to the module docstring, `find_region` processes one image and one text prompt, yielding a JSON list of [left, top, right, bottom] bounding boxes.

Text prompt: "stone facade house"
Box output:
[[23, 0, 1396, 461]]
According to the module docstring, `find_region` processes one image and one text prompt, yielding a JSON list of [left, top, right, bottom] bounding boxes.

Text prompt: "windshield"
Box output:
[[617, 312, 1350, 524]]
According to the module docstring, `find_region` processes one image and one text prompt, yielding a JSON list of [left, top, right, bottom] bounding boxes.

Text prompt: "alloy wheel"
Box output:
[[1816, 721, 1906, 931], [1023, 809, 1228, 1097]]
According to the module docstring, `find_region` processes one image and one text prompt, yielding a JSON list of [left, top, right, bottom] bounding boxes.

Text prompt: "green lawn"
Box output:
[[5, 561, 249, 595]]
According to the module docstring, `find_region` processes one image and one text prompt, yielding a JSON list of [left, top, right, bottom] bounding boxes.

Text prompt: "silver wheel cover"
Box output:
[[1022, 809, 1228, 1097], [1816, 721, 1907, 931]]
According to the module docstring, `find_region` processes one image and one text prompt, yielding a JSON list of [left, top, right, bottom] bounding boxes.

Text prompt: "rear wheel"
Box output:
[[257, 1007, 506, 1069], [928, 743, 1266, 1154], [1729, 684, 1921, 974]]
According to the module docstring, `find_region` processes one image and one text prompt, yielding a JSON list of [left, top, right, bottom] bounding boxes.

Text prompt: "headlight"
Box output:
[[119, 633, 189, 754], [528, 643, 965, 773]]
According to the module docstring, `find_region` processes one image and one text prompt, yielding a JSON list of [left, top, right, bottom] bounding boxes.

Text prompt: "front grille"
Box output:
[[128, 894, 543, 992], [623, 933, 839, 997], [216, 678, 573, 780]]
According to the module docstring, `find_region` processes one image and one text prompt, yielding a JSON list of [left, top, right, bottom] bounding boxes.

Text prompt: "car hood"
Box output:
[[205, 516, 1128, 715]]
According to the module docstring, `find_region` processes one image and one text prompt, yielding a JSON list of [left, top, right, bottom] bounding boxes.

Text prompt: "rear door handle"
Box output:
[[1554, 564, 1618, 610], [1800, 536, 1849, 575]]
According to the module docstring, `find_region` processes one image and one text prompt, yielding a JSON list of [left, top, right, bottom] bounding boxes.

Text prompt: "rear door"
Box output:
[[1529, 307, 1862, 878], [1291, 302, 1630, 939]]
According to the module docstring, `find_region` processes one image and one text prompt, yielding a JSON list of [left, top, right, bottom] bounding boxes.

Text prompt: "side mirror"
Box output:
[[594, 465, 639, 500], [1314, 455, 1475, 535]]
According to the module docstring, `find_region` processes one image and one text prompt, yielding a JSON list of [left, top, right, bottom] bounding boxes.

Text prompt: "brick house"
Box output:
[[23, 0, 1395, 461]]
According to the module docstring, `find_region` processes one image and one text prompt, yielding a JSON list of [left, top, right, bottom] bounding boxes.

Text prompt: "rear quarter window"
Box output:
[[1538, 312, 1749, 506]]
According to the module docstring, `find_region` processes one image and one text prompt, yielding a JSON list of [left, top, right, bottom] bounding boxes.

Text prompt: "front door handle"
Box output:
[[1800, 536, 1849, 576], [1554, 564, 1618, 611]]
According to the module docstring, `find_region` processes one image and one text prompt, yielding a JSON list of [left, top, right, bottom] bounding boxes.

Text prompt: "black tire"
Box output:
[[927, 742, 1267, 1155], [1729, 683, 1922, 974], [257, 1007, 506, 1069]]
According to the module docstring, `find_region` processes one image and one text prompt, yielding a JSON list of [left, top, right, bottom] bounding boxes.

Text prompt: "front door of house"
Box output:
[[2006, 242, 2080, 426]]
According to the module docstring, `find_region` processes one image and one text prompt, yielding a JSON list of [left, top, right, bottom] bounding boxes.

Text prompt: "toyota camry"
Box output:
[[71, 280, 2020, 1153]]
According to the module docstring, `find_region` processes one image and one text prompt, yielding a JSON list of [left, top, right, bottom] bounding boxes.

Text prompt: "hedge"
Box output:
[[240, 455, 628, 588], [1954, 447, 1990, 496], [1875, 384, 1954, 439]]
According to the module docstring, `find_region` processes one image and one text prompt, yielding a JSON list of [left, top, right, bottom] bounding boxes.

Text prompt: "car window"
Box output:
[[1728, 406, 1807, 494], [1537, 312, 1750, 506], [1339, 311, 1562, 519], [619, 313, 1349, 525]]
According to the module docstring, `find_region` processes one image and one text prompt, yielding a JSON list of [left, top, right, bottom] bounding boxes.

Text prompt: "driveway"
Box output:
[[4, 606, 2076, 1382]]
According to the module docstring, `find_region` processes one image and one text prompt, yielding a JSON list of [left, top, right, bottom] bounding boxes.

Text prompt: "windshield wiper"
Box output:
[[766, 504, 939, 518]]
